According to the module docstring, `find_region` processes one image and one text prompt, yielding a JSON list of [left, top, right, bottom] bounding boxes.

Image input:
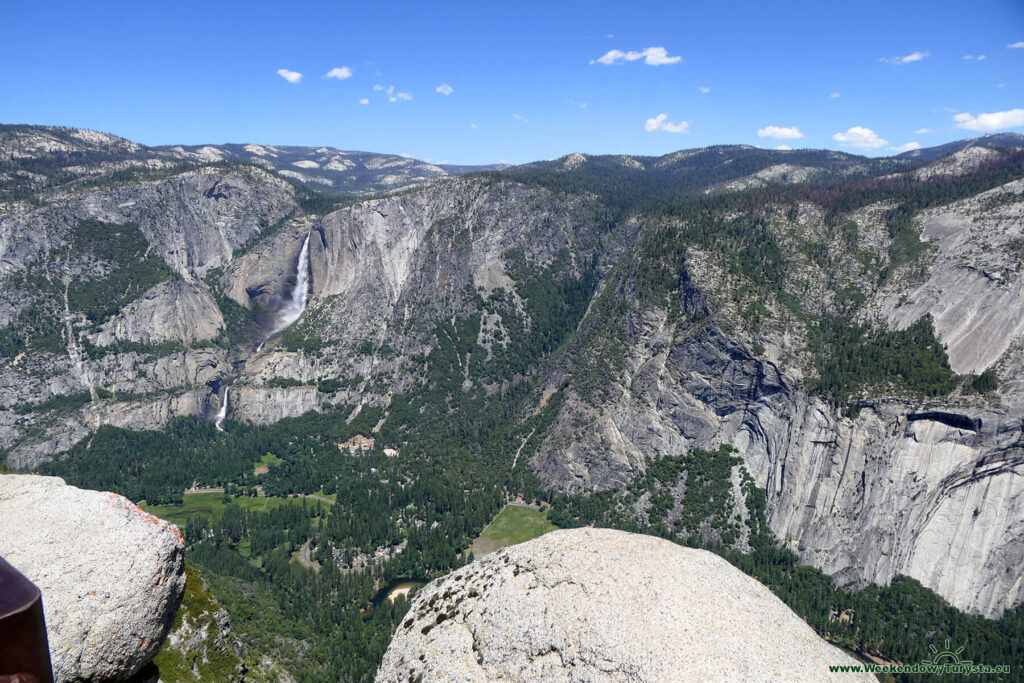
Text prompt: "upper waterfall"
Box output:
[[255, 232, 313, 354], [278, 232, 312, 330]]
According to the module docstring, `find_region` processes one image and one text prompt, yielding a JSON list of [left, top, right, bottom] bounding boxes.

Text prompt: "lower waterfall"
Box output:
[[214, 387, 229, 431]]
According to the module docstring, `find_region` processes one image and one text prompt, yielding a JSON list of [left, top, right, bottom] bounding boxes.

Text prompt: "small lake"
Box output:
[[370, 579, 426, 609]]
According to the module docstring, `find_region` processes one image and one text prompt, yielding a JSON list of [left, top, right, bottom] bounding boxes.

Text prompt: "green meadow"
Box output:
[[469, 504, 556, 558], [141, 492, 317, 528]]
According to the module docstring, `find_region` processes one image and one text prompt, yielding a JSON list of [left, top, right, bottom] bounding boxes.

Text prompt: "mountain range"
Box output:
[[2, 123, 1024, 676]]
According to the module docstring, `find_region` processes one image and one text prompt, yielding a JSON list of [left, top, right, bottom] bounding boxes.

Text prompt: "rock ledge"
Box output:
[[378, 528, 872, 682], [0, 475, 185, 682]]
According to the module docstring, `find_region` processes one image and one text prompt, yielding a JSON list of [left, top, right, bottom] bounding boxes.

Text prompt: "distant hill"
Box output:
[[0, 124, 508, 199], [896, 132, 1024, 161], [498, 145, 921, 203], [153, 143, 453, 195], [438, 162, 511, 174]]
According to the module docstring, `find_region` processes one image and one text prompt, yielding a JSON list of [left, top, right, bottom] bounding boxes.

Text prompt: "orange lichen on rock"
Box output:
[[102, 492, 185, 545]]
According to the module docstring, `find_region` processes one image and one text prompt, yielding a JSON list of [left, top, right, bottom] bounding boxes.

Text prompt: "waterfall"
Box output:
[[278, 232, 312, 330], [215, 387, 229, 431], [255, 232, 312, 353], [224, 233, 311, 427]]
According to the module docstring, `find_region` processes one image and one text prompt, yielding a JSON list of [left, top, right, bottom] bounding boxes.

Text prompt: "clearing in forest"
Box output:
[[469, 504, 556, 558]]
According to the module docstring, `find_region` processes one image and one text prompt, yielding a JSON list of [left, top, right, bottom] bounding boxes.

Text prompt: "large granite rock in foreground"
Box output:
[[378, 528, 872, 682], [0, 475, 185, 682]]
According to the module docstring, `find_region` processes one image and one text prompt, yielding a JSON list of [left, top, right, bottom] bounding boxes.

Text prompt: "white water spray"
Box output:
[[278, 232, 312, 330], [255, 232, 312, 353], [215, 387, 229, 431]]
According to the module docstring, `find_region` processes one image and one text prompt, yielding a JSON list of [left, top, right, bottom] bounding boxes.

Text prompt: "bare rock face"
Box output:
[[0, 158, 296, 463], [713, 163, 825, 192], [860, 179, 1024, 375], [377, 528, 871, 682], [0, 475, 185, 682], [91, 279, 225, 346], [223, 178, 605, 422], [913, 145, 1002, 180], [534, 313, 1024, 618]]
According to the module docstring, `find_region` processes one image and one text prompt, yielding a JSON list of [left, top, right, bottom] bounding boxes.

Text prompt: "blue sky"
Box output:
[[2, 0, 1023, 164]]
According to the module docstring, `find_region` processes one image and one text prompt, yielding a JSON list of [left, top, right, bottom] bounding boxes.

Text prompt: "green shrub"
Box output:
[[316, 378, 343, 394], [809, 315, 958, 406], [970, 369, 999, 394], [14, 391, 92, 415]]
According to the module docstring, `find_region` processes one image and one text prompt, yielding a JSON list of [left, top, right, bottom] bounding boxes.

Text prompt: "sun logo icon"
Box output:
[[922, 639, 972, 666]]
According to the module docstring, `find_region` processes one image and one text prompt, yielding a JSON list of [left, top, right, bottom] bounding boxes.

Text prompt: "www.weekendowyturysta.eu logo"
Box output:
[[829, 639, 1011, 676], [922, 639, 972, 670]]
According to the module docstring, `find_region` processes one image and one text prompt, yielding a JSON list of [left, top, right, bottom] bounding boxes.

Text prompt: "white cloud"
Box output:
[[435, 83, 454, 96], [359, 98, 369, 105], [277, 68, 302, 84], [374, 84, 412, 102], [325, 66, 353, 80], [606, 33, 614, 38], [775, 145, 792, 151], [1008, 41, 1024, 49], [470, 123, 478, 129], [568, 99, 587, 108], [914, 128, 934, 134], [757, 125, 804, 140], [644, 114, 690, 133], [962, 55, 986, 61], [830, 92, 841, 99], [880, 50, 931, 65], [890, 141, 921, 153], [699, 86, 711, 94], [832, 126, 888, 149], [591, 46, 681, 66], [953, 108, 1024, 132], [512, 114, 529, 123]]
